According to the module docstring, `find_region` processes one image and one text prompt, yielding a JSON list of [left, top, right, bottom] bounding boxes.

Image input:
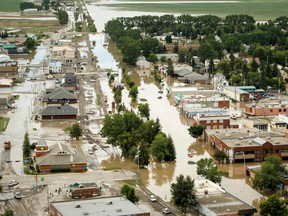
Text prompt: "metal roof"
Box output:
[[41, 105, 78, 116]]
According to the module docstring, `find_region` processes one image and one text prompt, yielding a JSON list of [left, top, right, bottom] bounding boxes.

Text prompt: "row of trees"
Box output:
[[100, 109, 176, 166], [58, 10, 69, 26]]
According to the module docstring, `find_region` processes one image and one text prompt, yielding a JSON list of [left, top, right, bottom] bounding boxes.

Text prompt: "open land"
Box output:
[[0, 0, 22, 12], [92, 0, 288, 20]]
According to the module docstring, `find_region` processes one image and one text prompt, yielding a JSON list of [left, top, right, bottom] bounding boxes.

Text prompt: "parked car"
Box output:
[[14, 192, 22, 199], [149, 194, 157, 202], [162, 207, 171, 214], [8, 180, 19, 187]]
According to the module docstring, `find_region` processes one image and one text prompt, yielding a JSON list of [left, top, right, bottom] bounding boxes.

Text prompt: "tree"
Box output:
[[196, 158, 228, 184], [151, 132, 176, 162], [198, 43, 216, 62], [213, 150, 228, 163], [188, 124, 204, 138], [166, 58, 174, 76], [138, 103, 150, 119], [121, 184, 139, 203], [66, 123, 83, 140], [135, 140, 149, 167], [253, 155, 285, 191], [260, 194, 288, 216], [171, 175, 197, 213], [23, 132, 31, 158], [0, 208, 14, 216], [24, 38, 37, 50], [129, 85, 138, 101], [58, 10, 68, 25]]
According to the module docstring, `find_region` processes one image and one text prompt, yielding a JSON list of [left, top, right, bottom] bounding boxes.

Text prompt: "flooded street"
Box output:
[[86, 3, 264, 207]]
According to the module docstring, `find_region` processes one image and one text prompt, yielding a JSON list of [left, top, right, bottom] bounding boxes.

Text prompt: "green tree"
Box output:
[[129, 85, 138, 100], [198, 43, 216, 62], [253, 155, 285, 191], [23, 132, 31, 158], [167, 58, 174, 76], [58, 10, 68, 25], [24, 37, 37, 50], [151, 132, 176, 162], [141, 118, 161, 144], [188, 124, 204, 138], [260, 194, 288, 216], [171, 175, 197, 213], [66, 123, 83, 140], [196, 158, 228, 184], [121, 184, 139, 203], [0, 208, 14, 216], [213, 150, 228, 163], [138, 103, 150, 119], [135, 140, 149, 167]]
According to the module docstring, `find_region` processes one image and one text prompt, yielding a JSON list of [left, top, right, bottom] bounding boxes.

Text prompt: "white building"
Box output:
[[156, 53, 178, 62], [49, 62, 62, 74], [212, 72, 229, 90]]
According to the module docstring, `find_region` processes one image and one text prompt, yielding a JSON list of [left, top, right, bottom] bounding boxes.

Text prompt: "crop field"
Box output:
[[95, 0, 288, 20], [0, 0, 22, 11]]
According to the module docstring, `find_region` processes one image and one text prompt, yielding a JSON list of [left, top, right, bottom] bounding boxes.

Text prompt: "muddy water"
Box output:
[[86, 5, 264, 206]]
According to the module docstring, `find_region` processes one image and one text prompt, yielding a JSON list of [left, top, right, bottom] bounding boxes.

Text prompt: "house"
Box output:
[[136, 56, 150, 69], [0, 54, 18, 76], [61, 73, 77, 92], [205, 128, 288, 163], [35, 142, 87, 173], [67, 182, 101, 198], [156, 53, 178, 62], [0, 44, 28, 55], [222, 86, 250, 102], [50, 46, 75, 65], [212, 72, 229, 90], [195, 179, 257, 216], [245, 103, 288, 116], [0, 78, 13, 88], [204, 59, 220, 69], [49, 196, 150, 216], [49, 62, 62, 74], [178, 72, 209, 84], [41, 105, 78, 120], [42, 87, 77, 105]]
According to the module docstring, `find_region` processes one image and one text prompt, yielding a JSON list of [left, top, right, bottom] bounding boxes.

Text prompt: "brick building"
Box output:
[[245, 103, 288, 116], [205, 128, 288, 163], [67, 182, 101, 199]]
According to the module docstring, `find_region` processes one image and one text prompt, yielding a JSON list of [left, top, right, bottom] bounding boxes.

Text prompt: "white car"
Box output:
[[149, 194, 156, 202], [162, 207, 171, 214], [8, 180, 19, 187], [14, 192, 22, 199]]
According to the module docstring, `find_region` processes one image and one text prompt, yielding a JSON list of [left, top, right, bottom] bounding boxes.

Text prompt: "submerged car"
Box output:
[[149, 194, 156, 202]]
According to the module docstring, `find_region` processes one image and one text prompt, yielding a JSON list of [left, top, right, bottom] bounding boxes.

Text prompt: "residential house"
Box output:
[[245, 103, 288, 116], [42, 87, 77, 105], [156, 53, 178, 62], [0, 54, 18, 76], [35, 142, 87, 172], [61, 73, 77, 92], [41, 105, 78, 120], [49, 62, 62, 74], [195, 179, 257, 216], [67, 182, 101, 199], [136, 56, 150, 69], [50, 46, 75, 65], [212, 72, 229, 91], [205, 128, 288, 163], [49, 196, 150, 216]]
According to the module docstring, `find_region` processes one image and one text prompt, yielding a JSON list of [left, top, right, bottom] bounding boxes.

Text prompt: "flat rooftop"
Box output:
[[246, 103, 288, 108], [51, 196, 149, 216], [195, 180, 256, 215]]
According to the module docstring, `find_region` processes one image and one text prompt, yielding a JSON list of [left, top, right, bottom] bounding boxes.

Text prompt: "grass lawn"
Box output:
[[97, 0, 288, 20], [0, 117, 9, 132], [0, 0, 22, 12]]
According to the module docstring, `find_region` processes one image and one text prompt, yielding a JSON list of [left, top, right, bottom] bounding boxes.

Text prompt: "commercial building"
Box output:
[[41, 105, 78, 120], [50, 46, 75, 65], [193, 113, 233, 129], [195, 179, 257, 216], [49, 62, 62, 74], [43, 87, 77, 105], [222, 86, 250, 102], [205, 128, 288, 162], [61, 73, 77, 92], [245, 103, 288, 116], [49, 196, 150, 216], [67, 182, 101, 199], [35, 142, 87, 173]]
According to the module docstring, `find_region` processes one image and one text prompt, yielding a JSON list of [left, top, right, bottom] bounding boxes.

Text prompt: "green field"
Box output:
[[0, 117, 9, 132], [97, 0, 288, 20], [0, 0, 22, 11]]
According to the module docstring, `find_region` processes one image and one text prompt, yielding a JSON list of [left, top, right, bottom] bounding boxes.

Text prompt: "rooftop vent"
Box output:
[[83, 212, 89, 215], [116, 208, 122, 212], [204, 190, 208, 195], [106, 201, 113, 205], [75, 204, 80, 208]]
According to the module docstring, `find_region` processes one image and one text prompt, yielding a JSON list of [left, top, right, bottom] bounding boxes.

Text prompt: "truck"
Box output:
[[4, 141, 11, 150]]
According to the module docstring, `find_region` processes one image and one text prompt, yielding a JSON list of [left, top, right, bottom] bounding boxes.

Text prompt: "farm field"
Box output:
[[0, 0, 22, 11], [93, 0, 288, 20]]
